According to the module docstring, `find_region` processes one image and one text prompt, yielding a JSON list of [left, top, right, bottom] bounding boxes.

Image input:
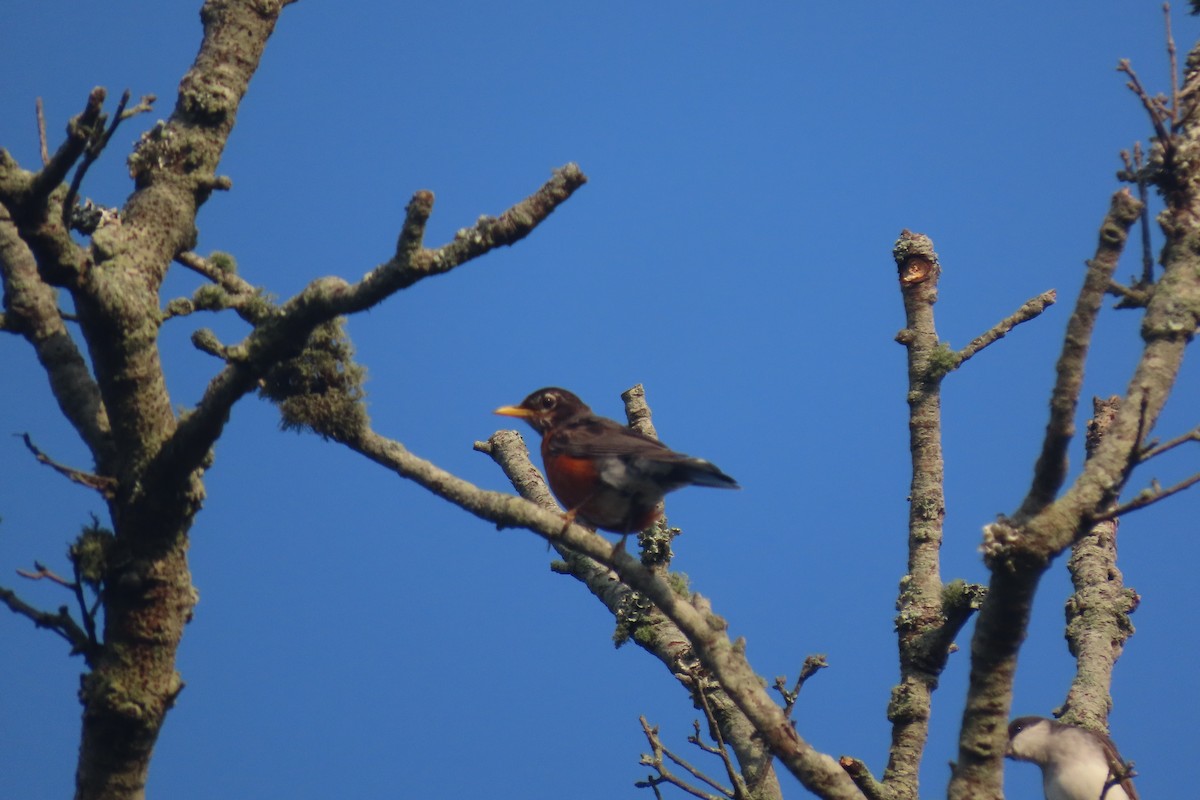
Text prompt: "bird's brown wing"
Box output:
[[1098, 733, 1139, 800], [547, 415, 739, 489], [544, 415, 674, 459]]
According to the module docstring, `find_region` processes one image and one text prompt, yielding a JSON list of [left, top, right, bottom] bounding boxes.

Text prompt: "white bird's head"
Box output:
[[1006, 716, 1138, 800]]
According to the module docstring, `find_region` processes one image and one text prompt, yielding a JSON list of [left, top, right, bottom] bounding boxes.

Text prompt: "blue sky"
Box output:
[[2, 3, 1197, 798]]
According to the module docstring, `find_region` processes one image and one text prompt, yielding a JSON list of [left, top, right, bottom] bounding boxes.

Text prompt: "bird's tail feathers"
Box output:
[[684, 459, 740, 489]]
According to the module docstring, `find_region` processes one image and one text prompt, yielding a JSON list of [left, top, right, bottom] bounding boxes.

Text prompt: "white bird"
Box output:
[[1006, 716, 1139, 800]]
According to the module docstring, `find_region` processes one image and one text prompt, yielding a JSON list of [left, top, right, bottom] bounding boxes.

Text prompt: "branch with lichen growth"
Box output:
[[950, 38, 1200, 797], [476, 413, 782, 800], [314, 406, 862, 798], [947, 189, 1144, 800], [165, 251, 272, 324], [155, 164, 586, 493], [881, 231, 998, 800], [6, 5, 581, 800], [0, 207, 112, 465], [1058, 399, 1140, 731], [1018, 190, 1144, 518], [25, 87, 108, 209], [954, 290, 1057, 367], [890, 231, 949, 800], [61, 89, 156, 227]]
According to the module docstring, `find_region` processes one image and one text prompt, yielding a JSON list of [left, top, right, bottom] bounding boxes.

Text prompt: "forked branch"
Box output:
[[157, 165, 586, 492]]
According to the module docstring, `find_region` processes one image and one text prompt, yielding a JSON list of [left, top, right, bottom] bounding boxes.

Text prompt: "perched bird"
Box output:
[[1006, 716, 1139, 800], [494, 387, 739, 541]]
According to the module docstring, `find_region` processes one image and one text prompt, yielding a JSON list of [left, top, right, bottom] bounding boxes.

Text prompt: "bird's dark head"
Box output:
[[494, 387, 591, 435], [1006, 716, 1053, 761]]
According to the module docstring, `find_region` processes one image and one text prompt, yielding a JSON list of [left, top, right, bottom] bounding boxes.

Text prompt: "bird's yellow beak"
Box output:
[[494, 404, 534, 419]]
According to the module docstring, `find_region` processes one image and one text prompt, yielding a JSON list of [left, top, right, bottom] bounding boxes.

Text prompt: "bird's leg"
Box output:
[[612, 534, 629, 558], [558, 506, 580, 536]]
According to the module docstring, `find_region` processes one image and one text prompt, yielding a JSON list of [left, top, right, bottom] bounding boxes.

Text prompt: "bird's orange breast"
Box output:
[[542, 449, 601, 511], [541, 444, 663, 533]]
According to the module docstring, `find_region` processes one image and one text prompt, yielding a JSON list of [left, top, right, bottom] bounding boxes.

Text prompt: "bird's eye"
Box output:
[[540, 394, 558, 410]]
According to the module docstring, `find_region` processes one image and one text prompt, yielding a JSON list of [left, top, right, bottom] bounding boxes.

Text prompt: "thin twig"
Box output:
[[1114, 147, 1154, 291], [693, 678, 749, 800], [15, 563, 73, 587], [1119, 59, 1171, 143], [690, 720, 722, 756], [636, 716, 730, 800], [955, 289, 1057, 367], [773, 654, 828, 719], [28, 87, 106, 206], [1135, 143, 1154, 285], [1138, 423, 1200, 461], [0, 583, 91, 656], [18, 433, 118, 497], [16, 559, 101, 652], [62, 90, 155, 226], [1166, 3, 1180, 130], [70, 553, 99, 649], [666, 740, 734, 797], [1097, 470, 1200, 520], [36, 98, 49, 165]]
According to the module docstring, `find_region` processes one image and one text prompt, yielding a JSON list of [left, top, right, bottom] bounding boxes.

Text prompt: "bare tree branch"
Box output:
[[36, 97, 49, 166], [158, 165, 586, 493], [476, 427, 783, 800], [1098, 470, 1200, 519], [1058, 398, 1140, 729], [174, 250, 256, 296], [1107, 276, 1152, 308], [692, 675, 751, 800], [1167, 3, 1181, 129], [887, 231, 992, 800], [0, 583, 92, 657], [15, 563, 74, 587], [1116, 143, 1156, 289], [622, 383, 662, 439], [1018, 189, 1143, 518], [19, 433, 117, 497], [1119, 59, 1172, 142], [1138, 422, 1200, 460], [638, 716, 732, 800], [0, 207, 112, 463], [62, 89, 156, 226], [26, 86, 107, 208], [954, 289, 1057, 367], [837, 758, 889, 800], [773, 655, 828, 719], [340, 419, 863, 798], [951, 41, 1200, 799]]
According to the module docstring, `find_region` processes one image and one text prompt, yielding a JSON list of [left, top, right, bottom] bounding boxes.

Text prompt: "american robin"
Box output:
[[494, 387, 739, 541]]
